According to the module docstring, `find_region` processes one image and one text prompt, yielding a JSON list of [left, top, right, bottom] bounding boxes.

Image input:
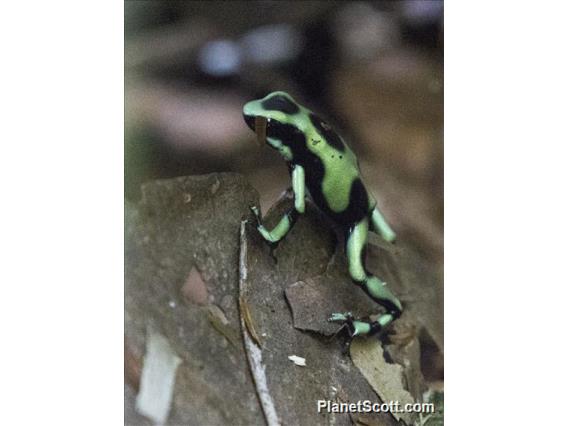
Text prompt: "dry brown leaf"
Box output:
[[255, 116, 267, 146], [239, 296, 262, 347], [207, 305, 240, 348], [181, 266, 208, 306], [350, 339, 415, 425]]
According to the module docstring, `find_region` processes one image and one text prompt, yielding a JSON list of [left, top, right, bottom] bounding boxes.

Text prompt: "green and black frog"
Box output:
[[243, 91, 402, 341]]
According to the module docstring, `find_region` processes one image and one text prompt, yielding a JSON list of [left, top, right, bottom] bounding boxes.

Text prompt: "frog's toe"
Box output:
[[249, 206, 263, 227], [328, 312, 353, 323], [329, 313, 382, 338]]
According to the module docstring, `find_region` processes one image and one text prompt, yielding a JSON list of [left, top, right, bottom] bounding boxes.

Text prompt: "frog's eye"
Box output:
[[261, 95, 299, 115]]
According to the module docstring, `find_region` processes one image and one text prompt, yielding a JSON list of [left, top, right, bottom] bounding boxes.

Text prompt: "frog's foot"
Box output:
[[249, 205, 262, 226], [328, 312, 381, 339]]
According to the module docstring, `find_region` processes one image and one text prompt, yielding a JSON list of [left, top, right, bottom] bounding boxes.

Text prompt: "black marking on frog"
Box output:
[[309, 113, 345, 152], [261, 95, 300, 115]]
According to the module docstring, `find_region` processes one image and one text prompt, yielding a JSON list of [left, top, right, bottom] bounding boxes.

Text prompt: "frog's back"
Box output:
[[299, 113, 376, 226]]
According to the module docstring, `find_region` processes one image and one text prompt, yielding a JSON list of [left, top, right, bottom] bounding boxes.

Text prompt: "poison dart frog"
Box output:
[[243, 91, 402, 340]]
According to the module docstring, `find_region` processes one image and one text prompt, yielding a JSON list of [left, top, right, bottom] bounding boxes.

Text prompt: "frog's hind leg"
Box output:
[[329, 217, 402, 338], [370, 205, 396, 243]]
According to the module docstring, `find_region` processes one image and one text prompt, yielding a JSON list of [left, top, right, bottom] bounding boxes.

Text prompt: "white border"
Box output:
[[446, 1, 568, 424], [1, 2, 123, 424]]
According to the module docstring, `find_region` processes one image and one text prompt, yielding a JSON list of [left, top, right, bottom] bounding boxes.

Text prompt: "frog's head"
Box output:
[[243, 91, 305, 153]]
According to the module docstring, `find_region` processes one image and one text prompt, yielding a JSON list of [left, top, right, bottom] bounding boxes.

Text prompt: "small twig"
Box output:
[[239, 221, 281, 426]]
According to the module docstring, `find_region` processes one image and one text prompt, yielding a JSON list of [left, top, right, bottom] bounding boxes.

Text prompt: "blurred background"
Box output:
[[125, 0, 443, 265]]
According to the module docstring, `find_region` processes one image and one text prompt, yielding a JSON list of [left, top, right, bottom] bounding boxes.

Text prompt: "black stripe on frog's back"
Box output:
[[306, 175, 370, 226], [261, 95, 300, 114], [309, 113, 345, 152], [270, 121, 368, 226]]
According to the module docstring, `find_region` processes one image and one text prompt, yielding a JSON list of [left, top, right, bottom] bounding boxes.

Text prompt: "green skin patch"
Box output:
[[244, 91, 402, 339]]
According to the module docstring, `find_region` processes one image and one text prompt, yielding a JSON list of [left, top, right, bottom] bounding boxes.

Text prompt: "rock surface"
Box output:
[[125, 173, 443, 425], [125, 173, 263, 426]]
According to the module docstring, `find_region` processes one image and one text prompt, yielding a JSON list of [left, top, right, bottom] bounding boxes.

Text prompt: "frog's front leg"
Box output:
[[329, 217, 402, 338], [251, 164, 305, 244]]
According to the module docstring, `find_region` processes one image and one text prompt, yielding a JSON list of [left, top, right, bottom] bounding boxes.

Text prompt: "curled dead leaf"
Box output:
[[255, 116, 267, 146], [350, 339, 415, 425], [239, 296, 262, 347]]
